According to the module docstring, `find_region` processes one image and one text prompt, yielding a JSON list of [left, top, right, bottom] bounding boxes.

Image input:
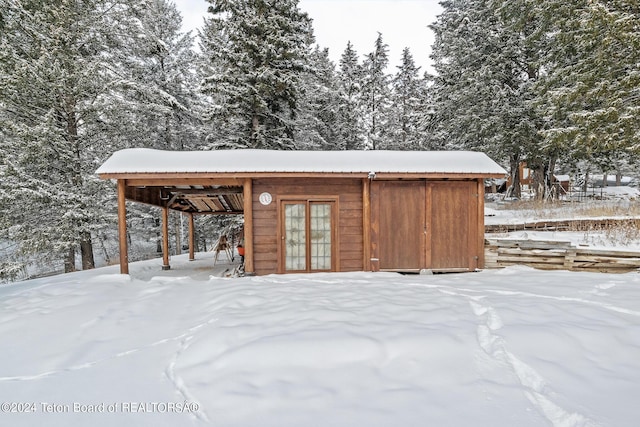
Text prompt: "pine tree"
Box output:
[[0, 0, 133, 273], [295, 46, 342, 150], [109, 0, 204, 151], [389, 48, 427, 150], [429, 0, 543, 197], [536, 0, 640, 178], [335, 41, 365, 150], [0, 0, 202, 277], [362, 33, 392, 150], [103, 0, 206, 261], [200, 0, 314, 150]]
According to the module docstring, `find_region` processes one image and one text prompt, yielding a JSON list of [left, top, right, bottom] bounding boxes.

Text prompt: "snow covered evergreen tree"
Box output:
[[361, 33, 392, 150], [0, 0, 203, 277], [200, 0, 314, 150], [295, 46, 342, 149], [429, 0, 543, 197], [335, 41, 366, 150], [108, 0, 204, 151], [389, 48, 427, 150], [0, 0, 135, 273], [536, 0, 640, 180], [103, 0, 206, 260]]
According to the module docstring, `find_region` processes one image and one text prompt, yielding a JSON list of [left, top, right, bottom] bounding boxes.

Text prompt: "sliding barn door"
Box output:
[[372, 180, 479, 272], [374, 181, 426, 271], [427, 181, 478, 271]]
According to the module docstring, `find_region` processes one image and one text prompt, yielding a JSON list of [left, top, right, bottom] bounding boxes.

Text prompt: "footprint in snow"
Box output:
[[469, 298, 598, 427]]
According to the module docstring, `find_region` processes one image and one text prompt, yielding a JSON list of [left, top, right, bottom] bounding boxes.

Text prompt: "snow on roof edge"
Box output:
[[96, 148, 507, 176]]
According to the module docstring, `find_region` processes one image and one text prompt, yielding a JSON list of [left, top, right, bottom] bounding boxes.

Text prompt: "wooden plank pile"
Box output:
[[485, 238, 640, 273]]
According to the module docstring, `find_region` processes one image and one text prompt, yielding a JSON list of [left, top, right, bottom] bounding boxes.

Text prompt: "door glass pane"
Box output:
[[285, 204, 306, 270], [310, 203, 332, 270]]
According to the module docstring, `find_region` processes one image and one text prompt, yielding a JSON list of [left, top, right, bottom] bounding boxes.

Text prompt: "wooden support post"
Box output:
[[162, 206, 170, 270], [362, 178, 371, 271], [117, 179, 129, 275], [369, 181, 380, 272], [188, 213, 195, 261], [243, 178, 254, 275], [476, 179, 485, 269]]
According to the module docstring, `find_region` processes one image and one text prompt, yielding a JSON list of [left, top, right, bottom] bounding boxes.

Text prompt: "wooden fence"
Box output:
[[485, 238, 640, 273], [485, 217, 640, 233]]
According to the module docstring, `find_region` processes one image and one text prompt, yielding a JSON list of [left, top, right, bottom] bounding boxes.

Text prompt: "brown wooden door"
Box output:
[[375, 181, 426, 271], [427, 181, 477, 271]]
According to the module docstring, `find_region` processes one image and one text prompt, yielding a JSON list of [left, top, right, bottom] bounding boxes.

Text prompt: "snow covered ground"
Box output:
[[1, 254, 639, 426], [485, 189, 640, 252], [485, 186, 640, 226]]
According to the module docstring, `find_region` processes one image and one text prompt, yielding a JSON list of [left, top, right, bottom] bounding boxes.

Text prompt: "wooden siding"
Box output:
[[252, 178, 364, 275]]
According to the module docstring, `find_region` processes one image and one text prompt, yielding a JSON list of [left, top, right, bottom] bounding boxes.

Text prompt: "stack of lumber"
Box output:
[[485, 238, 640, 273], [570, 248, 640, 273]]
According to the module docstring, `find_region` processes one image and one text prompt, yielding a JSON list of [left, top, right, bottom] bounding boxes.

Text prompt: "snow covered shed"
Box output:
[[97, 149, 506, 275]]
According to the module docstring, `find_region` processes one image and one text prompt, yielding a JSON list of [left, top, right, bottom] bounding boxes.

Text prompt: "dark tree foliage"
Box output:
[[200, 0, 314, 150]]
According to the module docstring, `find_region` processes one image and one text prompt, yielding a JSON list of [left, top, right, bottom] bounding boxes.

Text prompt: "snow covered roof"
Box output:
[[97, 148, 507, 176]]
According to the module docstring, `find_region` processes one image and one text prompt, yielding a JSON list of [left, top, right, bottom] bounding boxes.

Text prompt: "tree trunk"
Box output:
[[99, 234, 111, 265], [175, 213, 182, 255], [532, 164, 546, 200], [65, 247, 76, 273], [251, 114, 260, 148], [583, 170, 589, 193], [156, 216, 162, 252], [80, 231, 95, 270], [67, 99, 95, 270], [546, 157, 557, 200], [371, 96, 377, 150], [506, 154, 521, 198]]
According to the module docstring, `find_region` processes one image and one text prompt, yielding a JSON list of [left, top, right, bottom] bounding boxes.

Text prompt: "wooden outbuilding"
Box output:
[[97, 149, 506, 275]]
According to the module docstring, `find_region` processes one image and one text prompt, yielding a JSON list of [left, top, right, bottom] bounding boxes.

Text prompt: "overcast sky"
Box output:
[[174, 0, 442, 73]]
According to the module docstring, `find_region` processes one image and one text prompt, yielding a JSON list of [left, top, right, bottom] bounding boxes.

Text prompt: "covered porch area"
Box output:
[[110, 176, 254, 275]]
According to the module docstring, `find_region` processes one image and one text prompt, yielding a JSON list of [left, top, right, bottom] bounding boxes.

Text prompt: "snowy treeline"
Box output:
[[1, 0, 638, 278], [0, 0, 204, 279], [430, 0, 640, 198]]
